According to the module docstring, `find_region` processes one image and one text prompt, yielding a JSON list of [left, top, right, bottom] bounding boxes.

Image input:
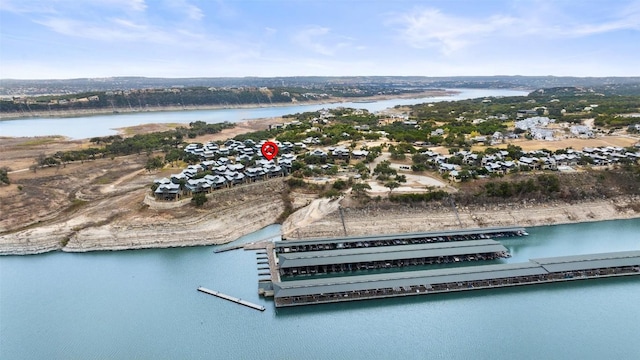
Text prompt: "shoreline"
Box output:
[[2, 195, 638, 256], [0, 90, 455, 121], [281, 195, 640, 240]]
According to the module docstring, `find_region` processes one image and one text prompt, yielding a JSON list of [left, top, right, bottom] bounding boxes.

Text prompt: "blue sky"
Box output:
[[1, 0, 639, 79]]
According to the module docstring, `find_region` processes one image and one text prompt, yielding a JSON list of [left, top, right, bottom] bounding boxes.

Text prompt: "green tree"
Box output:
[[0, 167, 10, 185], [332, 179, 348, 190], [145, 156, 164, 171], [192, 193, 208, 207], [351, 182, 371, 198], [385, 180, 400, 194]]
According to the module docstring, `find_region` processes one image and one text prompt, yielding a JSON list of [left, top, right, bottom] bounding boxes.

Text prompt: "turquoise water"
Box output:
[[0, 89, 527, 139], [1, 220, 639, 359]]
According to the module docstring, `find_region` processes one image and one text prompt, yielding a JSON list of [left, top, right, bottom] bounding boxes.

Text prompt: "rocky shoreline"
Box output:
[[2, 189, 638, 255], [282, 196, 640, 239], [0, 179, 286, 256]]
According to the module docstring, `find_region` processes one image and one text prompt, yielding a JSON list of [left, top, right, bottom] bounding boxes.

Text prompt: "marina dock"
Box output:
[[276, 226, 527, 253], [272, 250, 640, 307], [278, 239, 509, 277], [197, 287, 265, 311]]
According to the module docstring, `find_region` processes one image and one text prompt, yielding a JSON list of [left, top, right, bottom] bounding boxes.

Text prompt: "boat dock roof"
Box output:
[[278, 239, 507, 269], [532, 250, 640, 272], [273, 250, 640, 300], [277, 226, 526, 248]]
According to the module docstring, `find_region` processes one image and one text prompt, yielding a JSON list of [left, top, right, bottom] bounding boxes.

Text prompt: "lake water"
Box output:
[[0, 89, 528, 139], [1, 220, 639, 359]]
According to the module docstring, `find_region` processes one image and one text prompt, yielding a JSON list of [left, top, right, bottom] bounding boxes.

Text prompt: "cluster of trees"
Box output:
[[389, 190, 449, 203], [0, 167, 10, 185], [373, 160, 407, 192], [483, 174, 560, 198], [33, 122, 233, 170]]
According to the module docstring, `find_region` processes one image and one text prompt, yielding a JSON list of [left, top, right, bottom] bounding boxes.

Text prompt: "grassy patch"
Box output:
[[93, 174, 117, 185], [16, 137, 62, 147]]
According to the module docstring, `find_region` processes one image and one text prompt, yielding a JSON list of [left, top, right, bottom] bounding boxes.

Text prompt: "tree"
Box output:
[[332, 179, 348, 190], [0, 167, 10, 185], [145, 156, 164, 171], [165, 149, 181, 166], [351, 182, 371, 198], [373, 160, 396, 177], [192, 193, 208, 207], [384, 181, 400, 194]]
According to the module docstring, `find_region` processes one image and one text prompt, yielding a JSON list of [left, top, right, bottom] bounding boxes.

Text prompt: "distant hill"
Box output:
[[2, 76, 640, 97], [529, 83, 640, 97]]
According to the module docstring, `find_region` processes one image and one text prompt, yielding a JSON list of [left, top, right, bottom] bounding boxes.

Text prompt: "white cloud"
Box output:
[[562, 4, 640, 36], [164, 0, 204, 21], [293, 26, 334, 56], [390, 4, 640, 54], [292, 26, 355, 56], [0, 0, 147, 14], [389, 8, 516, 54]]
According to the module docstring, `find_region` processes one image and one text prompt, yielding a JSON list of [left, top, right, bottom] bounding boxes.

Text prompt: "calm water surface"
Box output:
[[1, 220, 639, 359], [0, 89, 527, 139]]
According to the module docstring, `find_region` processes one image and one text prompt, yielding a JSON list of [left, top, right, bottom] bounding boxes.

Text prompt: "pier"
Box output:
[[213, 244, 245, 253], [197, 287, 265, 311], [272, 250, 640, 307]]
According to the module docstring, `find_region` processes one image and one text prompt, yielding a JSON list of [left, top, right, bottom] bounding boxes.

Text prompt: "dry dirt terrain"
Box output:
[[0, 136, 286, 254]]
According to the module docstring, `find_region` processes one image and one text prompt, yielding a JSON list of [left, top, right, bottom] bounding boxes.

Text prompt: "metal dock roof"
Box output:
[[276, 226, 526, 248], [278, 240, 507, 269], [274, 262, 544, 298], [273, 251, 640, 299], [532, 250, 640, 273]]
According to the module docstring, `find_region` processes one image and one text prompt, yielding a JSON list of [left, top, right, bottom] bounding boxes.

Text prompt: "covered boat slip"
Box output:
[[276, 226, 527, 253], [531, 251, 640, 272], [278, 240, 509, 277], [273, 250, 640, 307]]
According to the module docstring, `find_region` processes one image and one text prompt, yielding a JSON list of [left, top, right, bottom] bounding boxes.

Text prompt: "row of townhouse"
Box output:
[[153, 139, 298, 201], [184, 139, 299, 160], [420, 146, 640, 182], [307, 147, 369, 161]]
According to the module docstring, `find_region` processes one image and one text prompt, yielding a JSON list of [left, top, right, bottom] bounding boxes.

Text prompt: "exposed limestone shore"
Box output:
[[282, 196, 640, 239], [0, 179, 286, 255], [1, 193, 638, 255]]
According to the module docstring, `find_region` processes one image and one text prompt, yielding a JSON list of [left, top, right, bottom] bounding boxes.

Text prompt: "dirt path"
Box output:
[[281, 197, 342, 238]]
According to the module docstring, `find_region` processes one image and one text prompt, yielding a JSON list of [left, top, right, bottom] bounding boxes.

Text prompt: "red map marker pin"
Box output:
[[261, 141, 279, 161]]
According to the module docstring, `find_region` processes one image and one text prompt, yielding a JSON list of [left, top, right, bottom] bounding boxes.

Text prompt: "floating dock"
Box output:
[[272, 250, 640, 307], [197, 287, 265, 311], [213, 244, 245, 253], [278, 239, 509, 277], [276, 226, 527, 253]]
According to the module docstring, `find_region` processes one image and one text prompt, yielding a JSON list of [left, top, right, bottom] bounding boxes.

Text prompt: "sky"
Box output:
[[1, 0, 639, 79]]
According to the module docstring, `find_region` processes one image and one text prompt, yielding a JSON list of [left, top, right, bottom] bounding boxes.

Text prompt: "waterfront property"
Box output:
[[271, 250, 640, 307], [154, 139, 291, 200], [278, 239, 509, 277]]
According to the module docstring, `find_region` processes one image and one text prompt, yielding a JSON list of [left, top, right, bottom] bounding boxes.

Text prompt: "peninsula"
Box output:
[[1, 78, 639, 255]]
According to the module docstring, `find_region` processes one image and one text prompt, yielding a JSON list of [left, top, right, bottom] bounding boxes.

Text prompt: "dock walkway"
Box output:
[[197, 287, 265, 311]]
